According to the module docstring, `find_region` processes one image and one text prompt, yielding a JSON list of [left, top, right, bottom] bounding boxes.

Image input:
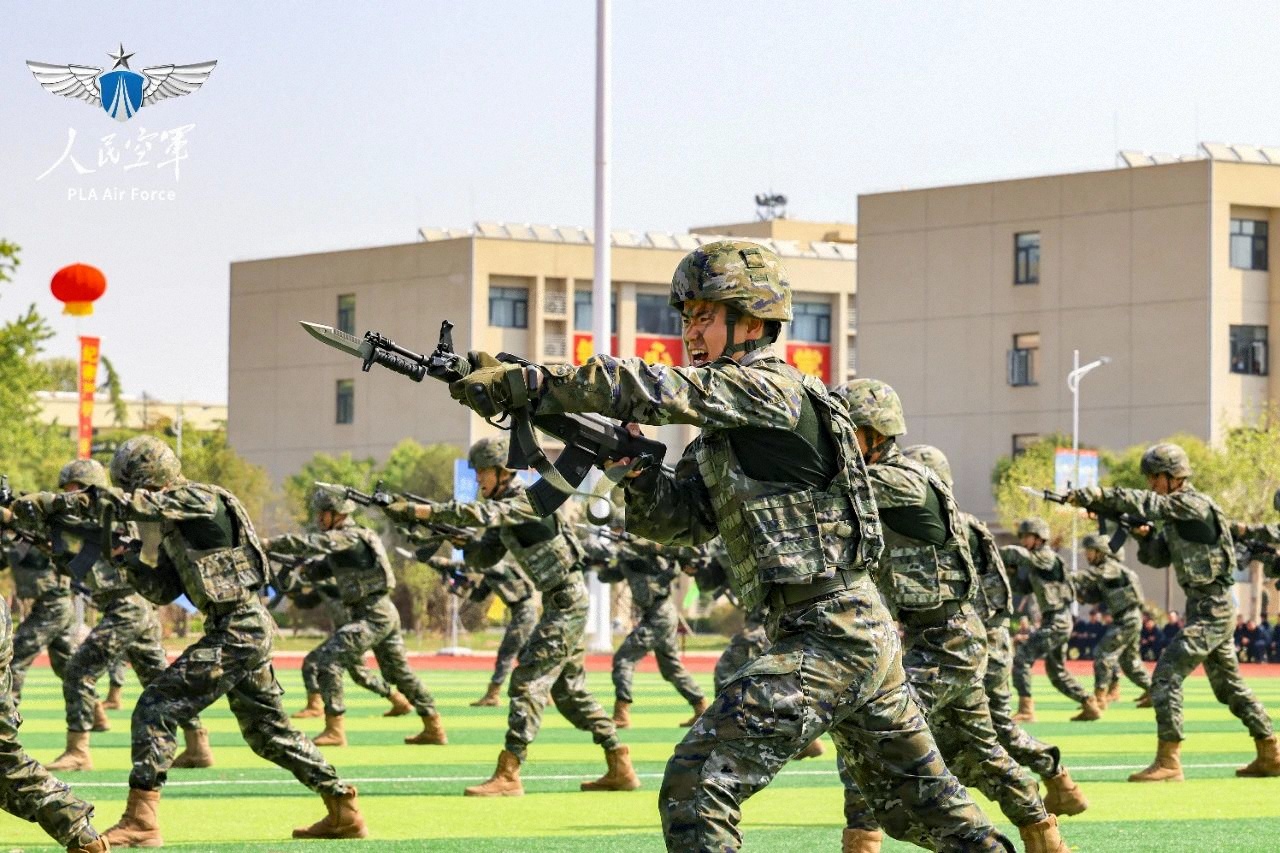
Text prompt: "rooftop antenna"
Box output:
[[755, 192, 787, 221]]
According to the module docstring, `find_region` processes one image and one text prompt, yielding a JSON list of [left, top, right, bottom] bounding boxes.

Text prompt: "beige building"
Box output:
[[857, 144, 1280, 612], [228, 219, 857, 484], [38, 391, 227, 436]]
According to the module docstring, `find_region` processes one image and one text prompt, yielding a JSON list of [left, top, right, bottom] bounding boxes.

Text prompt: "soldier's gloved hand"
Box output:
[[1064, 487, 1103, 507], [448, 351, 532, 418], [11, 493, 58, 525], [384, 500, 427, 523]]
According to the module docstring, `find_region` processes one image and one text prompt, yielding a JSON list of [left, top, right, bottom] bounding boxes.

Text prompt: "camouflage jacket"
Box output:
[[1076, 553, 1144, 615], [1001, 543, 1073, 614], [266, 518, 396, 606]]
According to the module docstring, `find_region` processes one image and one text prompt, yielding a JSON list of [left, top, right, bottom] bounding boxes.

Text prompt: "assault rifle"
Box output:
[[301, 320, 668, 518], [0, 477, 101, 582], [332, 480, 476, 544], [1020, 486, 1152, 552], [264, 552, 330, 610], [576, 524, 636, 544], [393, 545, 473, 595]]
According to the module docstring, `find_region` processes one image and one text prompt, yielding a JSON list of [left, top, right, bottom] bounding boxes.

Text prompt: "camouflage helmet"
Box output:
[[669, 240, 792, 321], [58, 458, 109, 489], [901, 444, 952, 487], [311, 484, 356, 516], [832, 379, 907, 437], [110, 436, 181, 491], [1140, 442, 1192, 479], [468, 437, 510, 471], [1080, 532, 1111, 554], [1017, 518, 1051, 541]]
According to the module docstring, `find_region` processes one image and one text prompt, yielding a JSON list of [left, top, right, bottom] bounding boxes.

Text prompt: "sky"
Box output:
[[3, 1, 1279, 403]]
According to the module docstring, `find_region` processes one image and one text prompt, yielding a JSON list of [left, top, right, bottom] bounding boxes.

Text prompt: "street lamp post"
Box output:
[[1066, 349, 1110, 576]]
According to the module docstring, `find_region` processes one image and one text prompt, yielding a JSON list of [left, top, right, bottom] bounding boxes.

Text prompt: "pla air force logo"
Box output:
[[27, 44, 215, 122]]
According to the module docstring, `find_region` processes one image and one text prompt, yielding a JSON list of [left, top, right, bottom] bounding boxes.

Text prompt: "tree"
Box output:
[[376, 439, 461, 501], [991, 433, 1080, 545], [37, 357, 78, 392], [98, 355, 128, 426], [284, 451, 378, 524]]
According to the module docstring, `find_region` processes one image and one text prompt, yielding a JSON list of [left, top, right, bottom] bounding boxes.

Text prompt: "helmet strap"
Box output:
[[866, 433, 896, 462], [720, 309, 775, 358]]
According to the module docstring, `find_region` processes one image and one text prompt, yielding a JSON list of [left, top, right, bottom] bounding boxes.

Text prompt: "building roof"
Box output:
[[416, 221, 857, 261], [1120, 142, 1280, 167]]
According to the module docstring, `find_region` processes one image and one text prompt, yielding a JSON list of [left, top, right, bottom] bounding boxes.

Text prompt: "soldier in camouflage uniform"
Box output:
[[266, 486, 447, 748], [1075, 533, 1153, 715], [384, 437, 638, 797], [42, 459, 212, 774], [0, 590, 108, 851], [422, 552, 537, 707], [1067, 442, 1279, 781], [2, 528, 75, 703], [1003, 519, 1097, 723], [834, 382, 1067, 853], [596, 531, 707, 728], [902, 445, 1087, 819], [13, 436, 367, 845], [274, 557, 413, 720], [449, 240, 1006, 852]]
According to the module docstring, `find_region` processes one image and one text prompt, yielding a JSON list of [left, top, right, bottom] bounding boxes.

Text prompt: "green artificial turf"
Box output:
[[4, 665, 1280, 851]]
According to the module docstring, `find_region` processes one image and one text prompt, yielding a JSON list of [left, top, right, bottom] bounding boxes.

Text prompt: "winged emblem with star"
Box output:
[[27, 44, 216, 122]]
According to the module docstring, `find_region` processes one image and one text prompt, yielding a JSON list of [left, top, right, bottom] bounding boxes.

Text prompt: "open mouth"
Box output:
[[687, 346, 708, 365]]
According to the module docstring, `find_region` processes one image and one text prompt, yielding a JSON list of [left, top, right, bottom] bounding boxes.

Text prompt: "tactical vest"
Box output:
[[7, 546, 68, 599], [55, 516, 132, 596], [158, 483, 267, 613], [495, 481, 583, 592], [484, 561, 535, 605], [1093, 557, 1143, 614], [327, 523, 396, 605], [873, 452, 975, 611], [1164, 489, 1235, 590], [692, 360, 883, 613], [1029, 547, 1074, 613], [965, 514, 1012, 622]]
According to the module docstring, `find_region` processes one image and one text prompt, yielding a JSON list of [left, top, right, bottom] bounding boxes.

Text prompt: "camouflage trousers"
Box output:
[[490, 597, 537, 688], [108, 656, 128, 689], [301, 597, 391, 699], [613, 597, 705, 706], [129, 598, 348, 796], [1093, 608, 1152, 694], [9, 592, 75, 700], [661, 577, 1007, 853], [1152, 594, 1273, 742], [1011, 608, 1088, 703], [63, 591, 203, 734], [0, 598, 100, 849], [504, 573, 618, 762], [312, 595, 436, 717], [841, 604, 1047, 831], [985, 623, 1060, 780], [712, 609, 769, 695]]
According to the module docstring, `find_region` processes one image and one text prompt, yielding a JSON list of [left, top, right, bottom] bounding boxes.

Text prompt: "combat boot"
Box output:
[[1134, 690, 1153, 708], [292, 786, 368, 839], [312, 714, 347, 747], [1070, 695, 1103, 722], [580, 744, 641, 791], [1012, 696, 1035, 722], [1017, 814, 1068, 853], [1041, 767, 1088, 816], [171, 727, 215, 769], [470, 683, 502, 707], [91, 702, 110, 733], [47, 730, 93, 772], [612, 699, 631, 728], [292, 692, 324, 719], [404, 712, 448, 745], [796, 739, 825, 760], [678, 697, 709, 727], [383, 690, 413, 717], [464, 749, 524, 797], [1093, 686, 1110, 711], [103, 684, 124, 709], [1235, 734, 1280, 777], [842, 828, 883, 853], [104, 787, 162, 848], [1128, 739, 1183, 782], [1106, 681, 1121, 704], [68, 835, 109, 853]]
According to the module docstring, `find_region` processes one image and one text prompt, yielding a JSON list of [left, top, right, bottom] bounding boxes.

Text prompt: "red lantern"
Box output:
[[51, 264, 107, 316]]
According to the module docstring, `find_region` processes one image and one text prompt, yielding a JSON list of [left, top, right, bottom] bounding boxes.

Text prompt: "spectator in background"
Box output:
[[1259, 618, 1274, 664], [1140, 615, 1160, 662], [1159, 611, 1182, 657], [1235, 616, 1248, 658]]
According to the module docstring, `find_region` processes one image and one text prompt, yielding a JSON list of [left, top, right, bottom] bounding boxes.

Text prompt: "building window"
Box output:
[[335, 379, 354, 424], [636, 293, 682, 336], [1014, 232, 1040, 285], [1007, 332, 1039, 386], [791, 301, 832, 342], [489, 286, 528, 328], [1230, 219, 1268, 271], [573, 290, 617, 331], [1012, 434, 1040, 457], [1230, 325, 1268, 376], [336, 294, 356, 335]]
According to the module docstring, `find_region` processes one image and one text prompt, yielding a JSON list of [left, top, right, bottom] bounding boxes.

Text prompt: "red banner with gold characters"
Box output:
[[77, 336, 100, 459], [635, 335, 683, 367], [786, 342, 830, 384], [572, 333, 618, 365]]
